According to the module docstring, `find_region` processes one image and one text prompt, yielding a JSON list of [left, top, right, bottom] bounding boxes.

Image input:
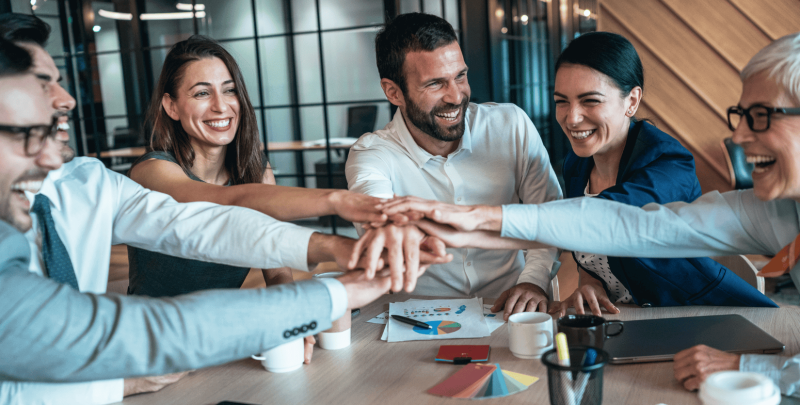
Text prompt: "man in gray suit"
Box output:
[[0, 38, 394, 392]]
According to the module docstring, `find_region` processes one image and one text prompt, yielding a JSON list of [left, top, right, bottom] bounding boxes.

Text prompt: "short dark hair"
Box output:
[[146, 35, 263, 185], [0, 13, 51, 47], [375, 12, 458, 93], [555, 32, 644, 96], [0, 37, 32, 77]]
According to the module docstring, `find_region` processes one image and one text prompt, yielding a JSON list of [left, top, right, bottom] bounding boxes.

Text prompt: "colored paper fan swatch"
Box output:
[[428, 364, 539, 400], [414, 320, 462, 335]]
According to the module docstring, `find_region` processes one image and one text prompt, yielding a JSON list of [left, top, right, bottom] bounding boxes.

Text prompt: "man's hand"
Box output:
[[491, 283, 549, 321], [338, 269, 395, 309], [350, 224, 452, 292], [329, 190, 388, 226], [548, 283, 619, 319], [673, 345, 740, 391], [378, 196, 503, 232], [123, 372, 188, 397], [303, 335, 315, 364]]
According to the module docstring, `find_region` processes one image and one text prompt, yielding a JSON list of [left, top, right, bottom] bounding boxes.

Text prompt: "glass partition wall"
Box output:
[[7, 0, 593, 231]]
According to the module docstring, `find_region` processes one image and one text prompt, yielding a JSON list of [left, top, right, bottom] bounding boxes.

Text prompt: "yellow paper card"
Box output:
[[501, 370, 539, 387]]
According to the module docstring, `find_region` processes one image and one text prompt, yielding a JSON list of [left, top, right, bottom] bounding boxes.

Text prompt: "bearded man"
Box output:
[[346, 12, 563, 318]]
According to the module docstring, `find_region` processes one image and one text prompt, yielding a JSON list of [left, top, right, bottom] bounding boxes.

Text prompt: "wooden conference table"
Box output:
[[116, 297, 800, 405]]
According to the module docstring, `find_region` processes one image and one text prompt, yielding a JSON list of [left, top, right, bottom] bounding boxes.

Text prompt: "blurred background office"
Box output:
[[7, 0, 797, 232], [1, 0, 594, 201]]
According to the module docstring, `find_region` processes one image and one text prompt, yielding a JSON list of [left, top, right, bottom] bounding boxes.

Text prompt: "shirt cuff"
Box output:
[[515, 270, 551, 293], [278, 227, 317, 272], [95, 379, 124, 404], [315, 278, 347, 321], [740, 354, 785, 389], [501, 204, 538, 240]]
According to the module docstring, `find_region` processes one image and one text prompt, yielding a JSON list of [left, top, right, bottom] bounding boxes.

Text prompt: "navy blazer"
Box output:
[[563, 121, 776, 307]]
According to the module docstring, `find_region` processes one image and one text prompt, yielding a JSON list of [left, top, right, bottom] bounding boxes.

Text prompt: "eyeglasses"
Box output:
[[727, 104, 800, 132], [0, 116, 58, 156]]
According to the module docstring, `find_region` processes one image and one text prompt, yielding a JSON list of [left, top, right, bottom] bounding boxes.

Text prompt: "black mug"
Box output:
[[557, 315, 624, 349]]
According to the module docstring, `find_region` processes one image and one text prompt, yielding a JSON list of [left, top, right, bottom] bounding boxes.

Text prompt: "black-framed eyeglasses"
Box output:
[[727, 104, 800, 132], [0, 116, 58, 156]]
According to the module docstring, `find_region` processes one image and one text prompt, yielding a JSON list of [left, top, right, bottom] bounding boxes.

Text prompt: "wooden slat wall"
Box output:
[[598, 0, 800, 193]]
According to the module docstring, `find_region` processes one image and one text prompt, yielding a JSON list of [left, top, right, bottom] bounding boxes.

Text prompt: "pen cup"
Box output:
[[313, 272, 351, 350], [541, 346, 608, 405]]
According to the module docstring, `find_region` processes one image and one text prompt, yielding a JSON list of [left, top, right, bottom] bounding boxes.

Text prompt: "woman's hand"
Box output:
[[549, 283, 619, 318], [673, 345, 740, 391], [329, 190, 388, 226], [377, 196, 503, 232]]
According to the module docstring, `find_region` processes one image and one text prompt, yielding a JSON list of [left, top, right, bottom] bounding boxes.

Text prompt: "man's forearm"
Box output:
[[113, 179, 316, 271], [0, 266, 334, 383]]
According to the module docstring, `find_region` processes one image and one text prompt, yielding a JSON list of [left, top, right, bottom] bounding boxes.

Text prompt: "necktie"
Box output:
[[758, 233, 800, 278], [31, 194, 79, 289]]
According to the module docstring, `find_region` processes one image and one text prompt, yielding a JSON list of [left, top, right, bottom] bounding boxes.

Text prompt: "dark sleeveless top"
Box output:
[[126, 151, 251, 297]]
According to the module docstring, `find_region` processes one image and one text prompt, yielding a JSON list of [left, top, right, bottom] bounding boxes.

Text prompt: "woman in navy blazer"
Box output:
[[549, 32, 775, 316]]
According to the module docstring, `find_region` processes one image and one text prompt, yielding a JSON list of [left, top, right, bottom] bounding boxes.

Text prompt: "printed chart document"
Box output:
[[387, 298, 491, 342]]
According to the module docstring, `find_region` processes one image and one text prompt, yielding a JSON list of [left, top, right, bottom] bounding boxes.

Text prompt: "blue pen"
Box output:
[[574, 348, 598, 403], [583, 348, 597, 366]]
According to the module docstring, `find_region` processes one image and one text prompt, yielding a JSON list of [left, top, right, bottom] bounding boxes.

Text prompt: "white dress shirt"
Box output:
[[4, 157, 345, 405], [346, 103, 562, 297], [500, 189, 800, 397]]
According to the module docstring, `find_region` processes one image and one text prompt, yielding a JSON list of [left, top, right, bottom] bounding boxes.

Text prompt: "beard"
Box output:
[[3, 167, 51, 232], [0, 193, 26, 232], [0, 195, 13, 229], [404, 93, 469, 142], [61, 142, 75, 163]]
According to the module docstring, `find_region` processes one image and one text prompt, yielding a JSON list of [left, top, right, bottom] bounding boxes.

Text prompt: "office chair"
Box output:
[[711, 255, 765, 294], [720, 137, 754, 189]]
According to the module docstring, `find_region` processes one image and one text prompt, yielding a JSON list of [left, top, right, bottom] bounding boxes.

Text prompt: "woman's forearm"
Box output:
[[226, 184, 339, 221]]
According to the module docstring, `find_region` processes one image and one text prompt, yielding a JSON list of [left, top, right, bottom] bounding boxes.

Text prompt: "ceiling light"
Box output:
[[175, 3, 205, 11], [140, 11, 205, 20], [97, 9, 133, 20], [520, 15, 529, 22], [92, 25, 101, 32]]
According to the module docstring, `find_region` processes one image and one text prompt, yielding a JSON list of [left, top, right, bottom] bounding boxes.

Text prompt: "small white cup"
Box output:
[[699, 371, 780, 405], [251, 338, 304, 373], [508, 312, 554, 359], [313, 271, 351, 350]]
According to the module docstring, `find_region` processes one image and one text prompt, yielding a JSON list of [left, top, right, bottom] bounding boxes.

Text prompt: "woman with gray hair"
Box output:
[[377, 32, 800, 395]]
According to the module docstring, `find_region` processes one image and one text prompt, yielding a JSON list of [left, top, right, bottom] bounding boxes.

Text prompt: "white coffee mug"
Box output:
[[508, 312, 554, 359], [313, 272, 351, 350], [251, 338, 304, 373], [699, 371, 780, 405]]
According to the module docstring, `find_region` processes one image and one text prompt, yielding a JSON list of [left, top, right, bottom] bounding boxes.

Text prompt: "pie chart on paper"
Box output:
[[413, 320, 462, 335]]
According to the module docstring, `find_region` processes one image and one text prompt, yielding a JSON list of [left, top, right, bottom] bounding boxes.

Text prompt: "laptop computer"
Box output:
[[603, 314, 784, 364]]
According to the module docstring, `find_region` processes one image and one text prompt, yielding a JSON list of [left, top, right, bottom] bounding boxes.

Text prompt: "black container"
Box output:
[[540, 346, 609, 405]]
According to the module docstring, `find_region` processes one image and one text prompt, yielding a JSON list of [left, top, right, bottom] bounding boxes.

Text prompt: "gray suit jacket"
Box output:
[[0, 220, 332, 383]]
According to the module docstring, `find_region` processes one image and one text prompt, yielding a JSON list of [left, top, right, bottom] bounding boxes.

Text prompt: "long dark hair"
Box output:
[[146, 35, 262, 185], [556, 32, 644, 97]]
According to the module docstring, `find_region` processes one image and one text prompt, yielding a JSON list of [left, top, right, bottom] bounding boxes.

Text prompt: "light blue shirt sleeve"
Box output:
[[512, 105, 563, 292], [741, 354, 800, 398], [315, 278, 348, 321], [500, 190, 787, 258]]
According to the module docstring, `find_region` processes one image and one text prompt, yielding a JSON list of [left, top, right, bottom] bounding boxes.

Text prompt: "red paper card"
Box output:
[[434, 345, 490, 363], [428, 363, 497, 397]]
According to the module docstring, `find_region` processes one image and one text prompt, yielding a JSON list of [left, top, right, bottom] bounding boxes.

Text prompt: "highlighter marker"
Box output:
[[555, 332, 571, 367]]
